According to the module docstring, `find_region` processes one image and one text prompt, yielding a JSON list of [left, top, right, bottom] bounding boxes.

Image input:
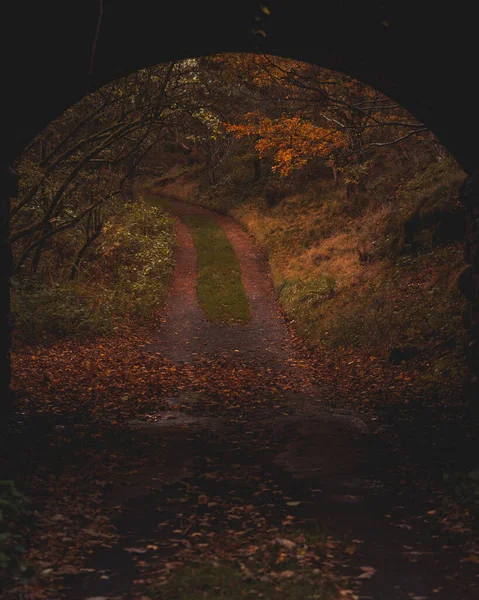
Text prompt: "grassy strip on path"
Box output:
[[183, 214, 251, 323], [145, 193, 250, 323]]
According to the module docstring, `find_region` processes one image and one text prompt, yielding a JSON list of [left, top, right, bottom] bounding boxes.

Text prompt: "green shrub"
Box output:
[[277, 276, 337, 341], [11, 277, 111, 339], [441, 468, 479, 521], [12, 199, 175, 339], [106, 202, 175, 319], [278, 276, 336, 308], [0, 480, 32, 585]]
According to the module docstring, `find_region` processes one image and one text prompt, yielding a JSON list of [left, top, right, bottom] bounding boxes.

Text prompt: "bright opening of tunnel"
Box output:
[[2, 3, 479, 599]]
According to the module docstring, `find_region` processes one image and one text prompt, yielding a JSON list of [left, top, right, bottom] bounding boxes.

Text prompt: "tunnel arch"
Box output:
[[2, 0, 479, 414], [2, 1, 478, 172]]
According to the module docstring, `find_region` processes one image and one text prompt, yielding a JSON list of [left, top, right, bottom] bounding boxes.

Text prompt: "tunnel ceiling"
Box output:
[[2, 1, 478, 173]]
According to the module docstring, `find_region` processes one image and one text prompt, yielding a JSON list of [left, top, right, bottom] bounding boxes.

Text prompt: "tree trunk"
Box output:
[[70, 205, 103, 280], [70, 228, 102, 280], [31, 220, 52, 273], [345, 181, 356, 198], [253, 157, 261, 181]]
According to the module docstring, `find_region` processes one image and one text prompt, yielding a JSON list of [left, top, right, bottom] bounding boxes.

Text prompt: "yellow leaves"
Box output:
[[344, 543, 357, 555], [463, 554, 479, 564], [226, 113, 346, 177], [224, 112, 260, 138], [282, 514, 295, 526], [261, 119, 345, 175]]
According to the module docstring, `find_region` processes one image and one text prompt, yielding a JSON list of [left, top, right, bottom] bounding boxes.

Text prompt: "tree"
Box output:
[[211, 54, 428, 186]]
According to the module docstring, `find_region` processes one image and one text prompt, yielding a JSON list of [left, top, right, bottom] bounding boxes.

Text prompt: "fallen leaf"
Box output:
[[356, 566, 377, 579], [278, 570, 295, 578], [274, 538, 296, 550], [463, 554, 479, 563], [124, 547, 148, 554]]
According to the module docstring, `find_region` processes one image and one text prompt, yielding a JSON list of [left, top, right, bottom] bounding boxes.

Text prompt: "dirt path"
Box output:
[[8, 185, 478, 599], [145, 199, 291, 367]]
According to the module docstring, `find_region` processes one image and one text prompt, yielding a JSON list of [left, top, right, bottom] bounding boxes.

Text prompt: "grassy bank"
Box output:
[[191, 144, 467, 387], [12, 197, 175, 341], [232, 161, 465, 354]]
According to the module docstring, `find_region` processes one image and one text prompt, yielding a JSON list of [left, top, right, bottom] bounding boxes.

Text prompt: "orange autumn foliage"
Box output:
[[226, 112, 346, 176]]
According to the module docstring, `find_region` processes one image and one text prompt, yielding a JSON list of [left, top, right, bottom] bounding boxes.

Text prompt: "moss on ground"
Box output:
[[183, 214, 251, 324], [154, 562, 337, 599]]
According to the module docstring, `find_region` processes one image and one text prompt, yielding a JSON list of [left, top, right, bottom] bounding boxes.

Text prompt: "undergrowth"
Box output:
[[11, 198, 175, 341], [0, 480, 31, 587]]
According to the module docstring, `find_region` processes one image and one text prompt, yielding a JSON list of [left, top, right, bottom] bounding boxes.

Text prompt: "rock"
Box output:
[[388, 345, 418, 365], [457, 265, 475, 301]]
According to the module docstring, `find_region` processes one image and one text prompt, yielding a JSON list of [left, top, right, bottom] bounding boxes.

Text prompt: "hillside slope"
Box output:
[[189, 141, 467, 402]]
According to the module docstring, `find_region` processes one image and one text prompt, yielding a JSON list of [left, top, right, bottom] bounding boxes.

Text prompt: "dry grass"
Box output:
[[229, 152, 467, 360]]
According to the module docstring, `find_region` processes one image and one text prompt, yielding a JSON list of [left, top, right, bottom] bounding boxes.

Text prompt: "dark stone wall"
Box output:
[[1, 2, 479, 173], [460, 173, 479, 402], [0, 167, 17, 423]]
